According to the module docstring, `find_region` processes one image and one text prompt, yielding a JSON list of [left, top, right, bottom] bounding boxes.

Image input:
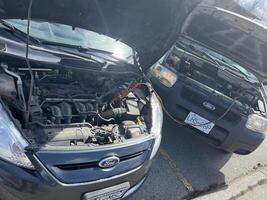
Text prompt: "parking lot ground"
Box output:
[[195, 167, 267, 200], [130, 116, 267, 200]]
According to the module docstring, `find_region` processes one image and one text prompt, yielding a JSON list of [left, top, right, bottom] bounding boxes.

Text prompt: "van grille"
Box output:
[[181, 87, 241, 122]]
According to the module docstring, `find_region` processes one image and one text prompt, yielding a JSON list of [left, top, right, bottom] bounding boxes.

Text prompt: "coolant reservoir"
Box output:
[[0, 73, 17, 100]]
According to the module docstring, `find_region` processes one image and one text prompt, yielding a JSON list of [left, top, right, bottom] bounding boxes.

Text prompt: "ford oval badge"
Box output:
[[203, 101, 216, 111], [99, 156, 120, 169]]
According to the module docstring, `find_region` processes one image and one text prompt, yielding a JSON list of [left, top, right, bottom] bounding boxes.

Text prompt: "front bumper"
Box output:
[[151, 76, 265, 154], [0, 155, 151, 200]]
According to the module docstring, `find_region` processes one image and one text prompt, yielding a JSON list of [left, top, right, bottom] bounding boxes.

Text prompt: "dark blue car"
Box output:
[[0, 0, 196, 199]]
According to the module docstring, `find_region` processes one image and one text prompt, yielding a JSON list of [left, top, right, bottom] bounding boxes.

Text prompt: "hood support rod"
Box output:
[[25, 0, 34, 123]]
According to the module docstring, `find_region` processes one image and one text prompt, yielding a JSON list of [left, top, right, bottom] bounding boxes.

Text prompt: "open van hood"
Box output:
[[0, 0, 197, 69], [181, 6, 267, 77]]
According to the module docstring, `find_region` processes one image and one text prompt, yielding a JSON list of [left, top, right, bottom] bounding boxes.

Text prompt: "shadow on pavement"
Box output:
[[130, 115, 232, 200], [161, 116, 232, 192]]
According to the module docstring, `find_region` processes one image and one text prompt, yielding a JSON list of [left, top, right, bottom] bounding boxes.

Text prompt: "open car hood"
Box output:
[[181, 6, 267, 77], [0, 0, 197, 70]]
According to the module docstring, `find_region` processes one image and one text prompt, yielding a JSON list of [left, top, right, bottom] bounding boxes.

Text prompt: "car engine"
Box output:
[[0, 63, 152, 147], [166, 48, 265, 115]]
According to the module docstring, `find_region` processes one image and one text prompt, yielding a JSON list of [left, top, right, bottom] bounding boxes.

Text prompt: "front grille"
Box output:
[[56, 151, 145, 171], [181, 86, 241, 122], [36, 139, 152, 183]]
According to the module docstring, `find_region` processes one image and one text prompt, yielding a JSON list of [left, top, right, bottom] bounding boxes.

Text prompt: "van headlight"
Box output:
[[150, 93, 163, 159], [0, 103, 35, 170], [150, 63, 177, 88], [246, 114, 267, 134]]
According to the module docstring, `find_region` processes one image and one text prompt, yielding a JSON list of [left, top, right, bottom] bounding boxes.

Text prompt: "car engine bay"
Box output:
[[166, 46, 266, 115], [0, 62, 152, 148]]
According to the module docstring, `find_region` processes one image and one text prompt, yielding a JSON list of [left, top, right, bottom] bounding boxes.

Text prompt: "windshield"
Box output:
[[4, 19, 134, 63], [179, 38, 259, 83], [202, 0, 267, 27], [232, 0, 267, 27]]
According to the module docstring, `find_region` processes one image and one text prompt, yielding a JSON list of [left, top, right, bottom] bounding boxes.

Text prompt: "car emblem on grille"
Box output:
[[203, 101, 216, 111], [99, 156, 120, 169]]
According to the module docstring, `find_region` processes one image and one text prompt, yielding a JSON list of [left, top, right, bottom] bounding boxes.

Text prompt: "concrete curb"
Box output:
[[194, 167, 267, 200]]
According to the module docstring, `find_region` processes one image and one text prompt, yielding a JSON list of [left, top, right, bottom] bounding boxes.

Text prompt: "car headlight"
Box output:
[[0, 103, 35, 169], [150, 93, 163, 159], [246, 114, 267, 134], [150, 63, 177, 87]]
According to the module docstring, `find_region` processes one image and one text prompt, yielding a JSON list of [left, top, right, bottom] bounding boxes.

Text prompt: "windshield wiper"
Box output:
[[205, 52, 252, 81], [180, 42, 224, 69], [35, 40, 109, 66], [206, 53, 252, 81], [0, 20, 41, 44], [41, 40, 129, 65], [179, 42, 252, 82], [41, 40, 90, 52]]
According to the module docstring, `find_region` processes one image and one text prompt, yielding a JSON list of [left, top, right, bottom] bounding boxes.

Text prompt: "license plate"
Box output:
[[184, 112, 215, 134], [82, 182, 130, 200]]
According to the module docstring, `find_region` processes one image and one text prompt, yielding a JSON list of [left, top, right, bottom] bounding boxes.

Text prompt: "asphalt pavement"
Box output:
[[129, 115, 267, 200]]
